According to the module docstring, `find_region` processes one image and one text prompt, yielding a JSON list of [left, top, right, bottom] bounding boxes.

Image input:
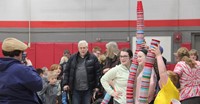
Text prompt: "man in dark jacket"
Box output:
[[63, 40, 100, 104], [0, 37, 43, 104]]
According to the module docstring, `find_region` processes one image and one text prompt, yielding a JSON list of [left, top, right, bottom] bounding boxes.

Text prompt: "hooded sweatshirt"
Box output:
[[0, 57, 43, 104]]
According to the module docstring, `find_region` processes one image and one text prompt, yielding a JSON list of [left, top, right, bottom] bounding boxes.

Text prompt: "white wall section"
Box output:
[[0, 0, 199, 21]]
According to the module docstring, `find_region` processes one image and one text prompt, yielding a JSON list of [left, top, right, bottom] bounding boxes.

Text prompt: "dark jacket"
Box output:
[[0, 58, 43, 104], [103, 55, 120, 69], [63, 52, 100, 90]]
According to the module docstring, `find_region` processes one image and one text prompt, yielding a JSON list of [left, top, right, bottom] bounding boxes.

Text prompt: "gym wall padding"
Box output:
[[35, 43, 54, 69], [118, 42, 131, 50], [26, 43, 36, 67], [54, 43, 73, 64], [0, 42, 131, 69]]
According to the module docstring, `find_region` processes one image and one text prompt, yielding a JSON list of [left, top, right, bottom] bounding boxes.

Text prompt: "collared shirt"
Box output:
[[74, 56, 88, 90]]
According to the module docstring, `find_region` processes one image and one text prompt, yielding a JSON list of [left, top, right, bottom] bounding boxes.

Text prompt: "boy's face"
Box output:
[[40, 73, 44, 77], [49, 77, 57, 85], [93, 50, 101, 58]]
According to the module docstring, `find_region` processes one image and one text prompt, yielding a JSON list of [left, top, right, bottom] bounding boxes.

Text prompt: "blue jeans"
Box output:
[[72, 89, 92, 104]]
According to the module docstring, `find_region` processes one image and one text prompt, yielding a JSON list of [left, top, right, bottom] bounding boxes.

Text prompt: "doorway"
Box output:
[[191, 33, 200, 56]]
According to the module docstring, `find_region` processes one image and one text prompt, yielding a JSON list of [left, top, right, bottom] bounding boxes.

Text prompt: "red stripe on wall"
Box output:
[[0, 21, 29, 28], [0, 19, 199, 28]]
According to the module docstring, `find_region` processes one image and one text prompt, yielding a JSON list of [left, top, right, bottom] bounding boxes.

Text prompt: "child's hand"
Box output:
[[93, 91, 97, 100], [63, 85, 70, 91]]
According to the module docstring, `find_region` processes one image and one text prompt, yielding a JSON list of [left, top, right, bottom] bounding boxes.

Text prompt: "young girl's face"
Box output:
[[190, 54, 197, 61], [57, 66, 61, 74], [53, 67, 61, 76], [137, 51, 146, 66]]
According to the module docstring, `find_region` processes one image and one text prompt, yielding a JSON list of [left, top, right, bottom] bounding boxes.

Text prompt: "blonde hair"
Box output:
[[176, 47, 196, 68], [47, 71, 57, 80], [98, 54, 106, 64], [106, 41, 119, 58], [49, 64, 60, 71], [167, 71, 180, 88], [189, 49, 199, 60]]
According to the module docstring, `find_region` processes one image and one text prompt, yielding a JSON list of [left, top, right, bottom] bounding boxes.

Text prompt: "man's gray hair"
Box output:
[[78, 40, 88, 47]]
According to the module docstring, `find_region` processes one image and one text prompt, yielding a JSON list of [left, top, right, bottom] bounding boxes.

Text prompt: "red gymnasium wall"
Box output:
[[0, 42, 130, 69], [0, 42, 191, 70]]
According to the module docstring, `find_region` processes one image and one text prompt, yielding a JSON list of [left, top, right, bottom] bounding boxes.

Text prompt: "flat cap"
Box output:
[[2, 37, 28, 52]]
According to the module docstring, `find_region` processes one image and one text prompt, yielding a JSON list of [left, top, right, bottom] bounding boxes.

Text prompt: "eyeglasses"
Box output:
[[120, 55, 129, 58]]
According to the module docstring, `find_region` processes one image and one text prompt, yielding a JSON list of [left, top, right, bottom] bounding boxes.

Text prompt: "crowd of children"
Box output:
[[36, 64, 62, 104]]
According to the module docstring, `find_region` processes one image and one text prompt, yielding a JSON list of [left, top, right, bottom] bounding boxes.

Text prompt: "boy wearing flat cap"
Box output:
[[0, 37, 43, 104]]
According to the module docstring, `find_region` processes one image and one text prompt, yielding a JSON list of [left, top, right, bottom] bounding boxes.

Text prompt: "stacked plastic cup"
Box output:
[[126, 0, 145, 103], [101, 93, 111, 104], [138, 39, 160, 103], [137, 0, 144, 31], [126, 59, 138, 104]]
